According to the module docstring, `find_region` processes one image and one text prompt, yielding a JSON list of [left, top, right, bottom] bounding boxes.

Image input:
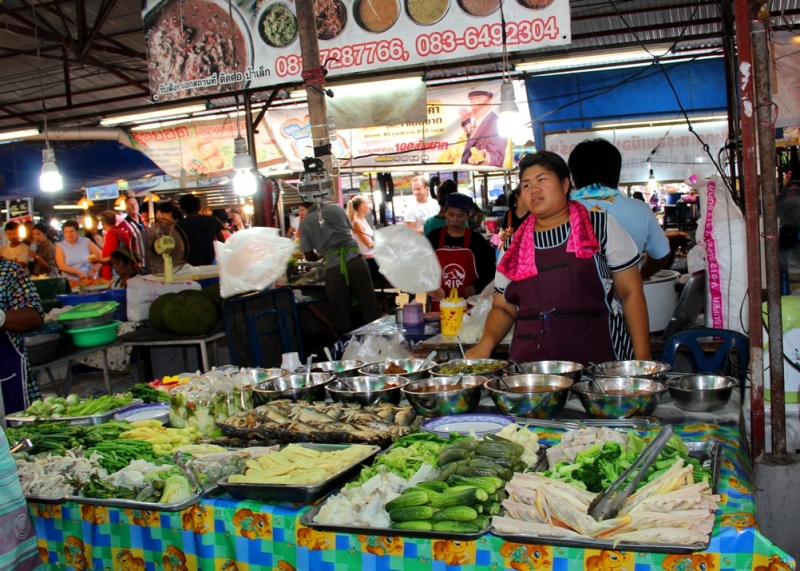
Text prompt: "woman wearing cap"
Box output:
[[465, 152, 650, 364], [427, 193, 496, 308]]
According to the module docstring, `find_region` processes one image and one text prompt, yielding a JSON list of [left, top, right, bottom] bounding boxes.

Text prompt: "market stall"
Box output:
[[25, 392, 791, 570]]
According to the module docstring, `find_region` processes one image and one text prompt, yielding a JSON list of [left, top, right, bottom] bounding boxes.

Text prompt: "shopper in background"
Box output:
[[29, 223, 56, 276], [423, 180, 458, 236], [568, 139, 670, 280], [0, 259, 44, 571], [405, 175, 439, 234], [0, 222, 30, 273], [83, 225, 104, 250], [176, 194, 225, 266], [497, 186, 528, 251], [89, 211, 133, 281], [20, 220, 35, 247], [55, 220, 102, 279], [110, 248, 142, 289], [211, 209, 233, 240], [119, 194, 147, 263], [155, 200, 179, 223], [299, 198, 378, 335], [228, 209, 245, 232]]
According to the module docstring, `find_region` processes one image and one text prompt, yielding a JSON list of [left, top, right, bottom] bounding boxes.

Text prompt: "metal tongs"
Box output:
[[173, 452, 204, 495], [588, 424, 674, 521]]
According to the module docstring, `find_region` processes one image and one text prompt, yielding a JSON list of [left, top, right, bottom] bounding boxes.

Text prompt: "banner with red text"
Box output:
[[265, 80, 532, 171], [141, 0, 570, 101], [129, 115, 286, 180]]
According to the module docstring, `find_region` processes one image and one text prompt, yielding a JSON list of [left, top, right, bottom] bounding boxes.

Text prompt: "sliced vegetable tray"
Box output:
[[7, 400, 143, 427], [63, 483, 223, 512], [489, 440, 721, 554], [217, 443, 381, 503]]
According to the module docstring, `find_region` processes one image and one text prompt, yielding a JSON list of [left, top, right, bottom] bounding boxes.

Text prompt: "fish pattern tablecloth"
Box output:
[[29, 423, 795, 571]]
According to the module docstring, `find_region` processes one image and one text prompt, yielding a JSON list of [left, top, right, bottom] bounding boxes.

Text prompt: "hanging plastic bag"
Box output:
[[215, 228, 296, 299], [373, 225, 441, 293]]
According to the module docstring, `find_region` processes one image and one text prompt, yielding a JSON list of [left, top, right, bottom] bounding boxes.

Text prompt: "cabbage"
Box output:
[[160, 475, 192, 504]]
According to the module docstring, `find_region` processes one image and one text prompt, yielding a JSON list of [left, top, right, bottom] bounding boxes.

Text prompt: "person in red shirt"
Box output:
[[88, 211, 132, 280]]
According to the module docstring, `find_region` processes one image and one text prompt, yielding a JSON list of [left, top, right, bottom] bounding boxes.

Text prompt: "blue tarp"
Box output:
[[0, 140, 163, 200], [525, 58, 728, 148]]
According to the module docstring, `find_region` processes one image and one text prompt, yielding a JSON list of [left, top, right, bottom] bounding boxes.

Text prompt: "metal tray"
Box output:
[[301, 501, 493, 541], [6, 400, 143, 427], [25, 494, 68, 505], [509, 417, 660, 430], [217, 443, 381, 503], [63, 482, 222, 513], [489, 440, 721, 554]]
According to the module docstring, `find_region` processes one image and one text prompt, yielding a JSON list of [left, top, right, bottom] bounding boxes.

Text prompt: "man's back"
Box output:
[[176, 214, 222, 266]]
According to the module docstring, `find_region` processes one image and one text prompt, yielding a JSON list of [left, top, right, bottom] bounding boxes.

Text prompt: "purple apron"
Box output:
[[504, 238, 617, 364], [0, 330, 28, 415]]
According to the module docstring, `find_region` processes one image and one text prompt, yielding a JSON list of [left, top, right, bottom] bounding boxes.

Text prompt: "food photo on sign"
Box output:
[[141, 0, 570, 99]]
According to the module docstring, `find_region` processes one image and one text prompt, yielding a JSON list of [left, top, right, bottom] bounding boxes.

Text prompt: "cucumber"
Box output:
[[484, 433, 525, 457], [418, 481, 449, 493], [441, 438, 480, 452], [475, 442, 518, 460], [480, 501, 501, 516], [389, 506, 436, 522], [434, 461, 459, 482], [438, 447, 472, 465], [486, 492, 498, 503], [469, 458, 507, 471], [447, 474, 502, 494], [390, 520, 433, 531], [457, 465, 504, 479], [473, 515, 489, 530], [513, 462, 528, 472], [432, 506, 478, 522], [476, 455, 513, 469], [385, 491, 430, 512], [432, 521, 480, 533], [496, 489, 508, 501], [431, 486, 488, 508], [402, 487, 439, 502]]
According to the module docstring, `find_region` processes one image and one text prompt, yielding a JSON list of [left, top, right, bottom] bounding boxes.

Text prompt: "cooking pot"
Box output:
[[642, 270, 680, 332]]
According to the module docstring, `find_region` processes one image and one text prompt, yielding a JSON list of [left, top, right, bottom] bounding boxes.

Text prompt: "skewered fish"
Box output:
[[217, 400, 418, 448]]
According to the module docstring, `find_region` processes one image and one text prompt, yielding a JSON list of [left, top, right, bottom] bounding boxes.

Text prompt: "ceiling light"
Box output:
[[289, 90, 308, 100], [142, 193, 161, 202], [53, 204, 83, 210], [84, 215, 93, 229], [648, 169, 658, 191], [592, 115, 727, 129], [100, 104, 207, 126], [232, 136, 257, 197], [497, 81, 520, 138], [40, 147, 63, 192], [77, 197, 94, 209], [242, 204, 254, 215], [0, 128, 39, 142], [49, 219, 60, 229]]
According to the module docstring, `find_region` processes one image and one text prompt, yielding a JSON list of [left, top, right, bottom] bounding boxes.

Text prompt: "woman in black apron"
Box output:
[[465, 152, 650, 364]]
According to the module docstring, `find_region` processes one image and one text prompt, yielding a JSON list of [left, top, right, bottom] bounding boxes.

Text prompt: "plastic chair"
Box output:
[[660, 328, 750, 394]]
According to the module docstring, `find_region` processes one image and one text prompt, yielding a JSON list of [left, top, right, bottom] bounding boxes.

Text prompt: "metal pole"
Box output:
[[734, 0, 765, 462], [243, 92, 265, 227], [753, 18, 786, 457], [720, 0, 741, 196], [296, 0, 335, 200]]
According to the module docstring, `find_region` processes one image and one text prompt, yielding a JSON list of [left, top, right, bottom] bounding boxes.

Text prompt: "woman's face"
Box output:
[[519, 165, 570, 220], [298, 205, 308, 219], [63, 226, 78, 243], [32, 229, 46, 243], [445, 207, 469, 232], [358, 200, 370, 215]]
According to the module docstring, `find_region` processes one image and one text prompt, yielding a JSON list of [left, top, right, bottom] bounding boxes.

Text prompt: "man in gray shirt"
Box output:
[[299, 201, 379, 334]]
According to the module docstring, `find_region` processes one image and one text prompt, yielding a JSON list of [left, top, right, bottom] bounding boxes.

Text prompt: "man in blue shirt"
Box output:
[[568, 139, 671, 279]]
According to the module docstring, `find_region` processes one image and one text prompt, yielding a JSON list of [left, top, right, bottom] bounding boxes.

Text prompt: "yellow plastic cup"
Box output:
[[440, 297, 467, 336]]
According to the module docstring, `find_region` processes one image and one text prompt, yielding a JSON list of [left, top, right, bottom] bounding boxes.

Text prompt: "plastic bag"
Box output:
[[341, 333, 410, 362], [373, 225, 442, 293], [215, 228, 296, 299], [126, 276, 201, 321]]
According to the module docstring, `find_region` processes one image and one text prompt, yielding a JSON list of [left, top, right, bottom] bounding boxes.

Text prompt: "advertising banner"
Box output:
[[545, 121, 728, 183], [5, 198, 31, 220], [130, 115, 286, 180], [141, 0, 570, 101], [266, 80, 532, 171]]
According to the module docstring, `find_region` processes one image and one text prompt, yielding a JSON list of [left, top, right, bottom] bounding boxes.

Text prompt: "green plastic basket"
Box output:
[[64, 320, 120, 348]]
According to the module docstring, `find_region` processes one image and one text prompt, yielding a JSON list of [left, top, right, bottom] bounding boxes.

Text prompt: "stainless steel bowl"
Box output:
[[326, 375, 409, 406], [252, 372, 334, 404], [667, 374, 738, 412], [572, 377, 668, 419], [431, 359, 509, 378], [509, 361, 583, 382], [485, 374, 574, 419], [294, 360, 366, 378], [401, 376, 484, 418], [586, 360, 671, 381], [245, 368, 289, 385], [358, 359, 436, 382]]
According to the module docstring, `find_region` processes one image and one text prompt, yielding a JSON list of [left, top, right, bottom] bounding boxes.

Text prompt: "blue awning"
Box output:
[[0, 140, 163, 200]]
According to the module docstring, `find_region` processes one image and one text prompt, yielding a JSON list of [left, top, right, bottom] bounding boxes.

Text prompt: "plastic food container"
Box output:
[[23, 334, 60, 365], [57, 301, 119, 330], [63, 321, 121, 348], [440, 289, 467, 336]]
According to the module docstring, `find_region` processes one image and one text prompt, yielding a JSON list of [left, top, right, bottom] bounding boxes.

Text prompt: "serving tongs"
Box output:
[[173, 452, 204, 495], [587, 424, 673, 521]]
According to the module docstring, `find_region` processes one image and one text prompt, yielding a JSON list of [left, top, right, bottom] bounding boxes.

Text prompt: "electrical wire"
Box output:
[[31, 3, 49, 148]]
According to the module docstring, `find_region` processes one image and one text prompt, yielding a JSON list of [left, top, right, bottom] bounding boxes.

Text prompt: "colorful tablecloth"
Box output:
[[30, 423, 795, 571]]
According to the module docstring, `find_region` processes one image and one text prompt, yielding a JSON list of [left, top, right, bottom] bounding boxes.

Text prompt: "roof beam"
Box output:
[[76, 0, 87, 50], [80, 0, 119, 60], [0, 81, 148, 108], [46, 0, 79, 57], [85, 55, 149, 93], [0, 91, 147, 121], [62, 44, 72, 107], [571, 17, 722, 41], [0, 105, 38, 125]]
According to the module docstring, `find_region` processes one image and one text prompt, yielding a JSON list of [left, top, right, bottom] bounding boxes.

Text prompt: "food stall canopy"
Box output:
[[0, 141, 163, 200], [526, 58, 727, 149]]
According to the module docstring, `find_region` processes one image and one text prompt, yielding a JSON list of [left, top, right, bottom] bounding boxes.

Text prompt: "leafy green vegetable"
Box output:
[[125, 383, 169, 403], [160, 475, 192, 504], [346, 434, 454, 488]]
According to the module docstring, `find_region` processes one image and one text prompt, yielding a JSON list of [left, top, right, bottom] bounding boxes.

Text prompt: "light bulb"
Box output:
[[40, 147, 63, 192], [49, 219, 60, 230], [232, 136, 257, 197], [18, 224, 26, 240], [242, 203, 254, 215], [84, 215, 93, 229], [498, 81, 520, 138], [647, 169, 658, 192]]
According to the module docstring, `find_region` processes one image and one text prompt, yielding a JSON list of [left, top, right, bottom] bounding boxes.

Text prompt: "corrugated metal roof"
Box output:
[[0, 0, 794, 131]]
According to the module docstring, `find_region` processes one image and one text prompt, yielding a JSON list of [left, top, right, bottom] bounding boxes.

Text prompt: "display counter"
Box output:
[[29, 391, 793, 571]]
